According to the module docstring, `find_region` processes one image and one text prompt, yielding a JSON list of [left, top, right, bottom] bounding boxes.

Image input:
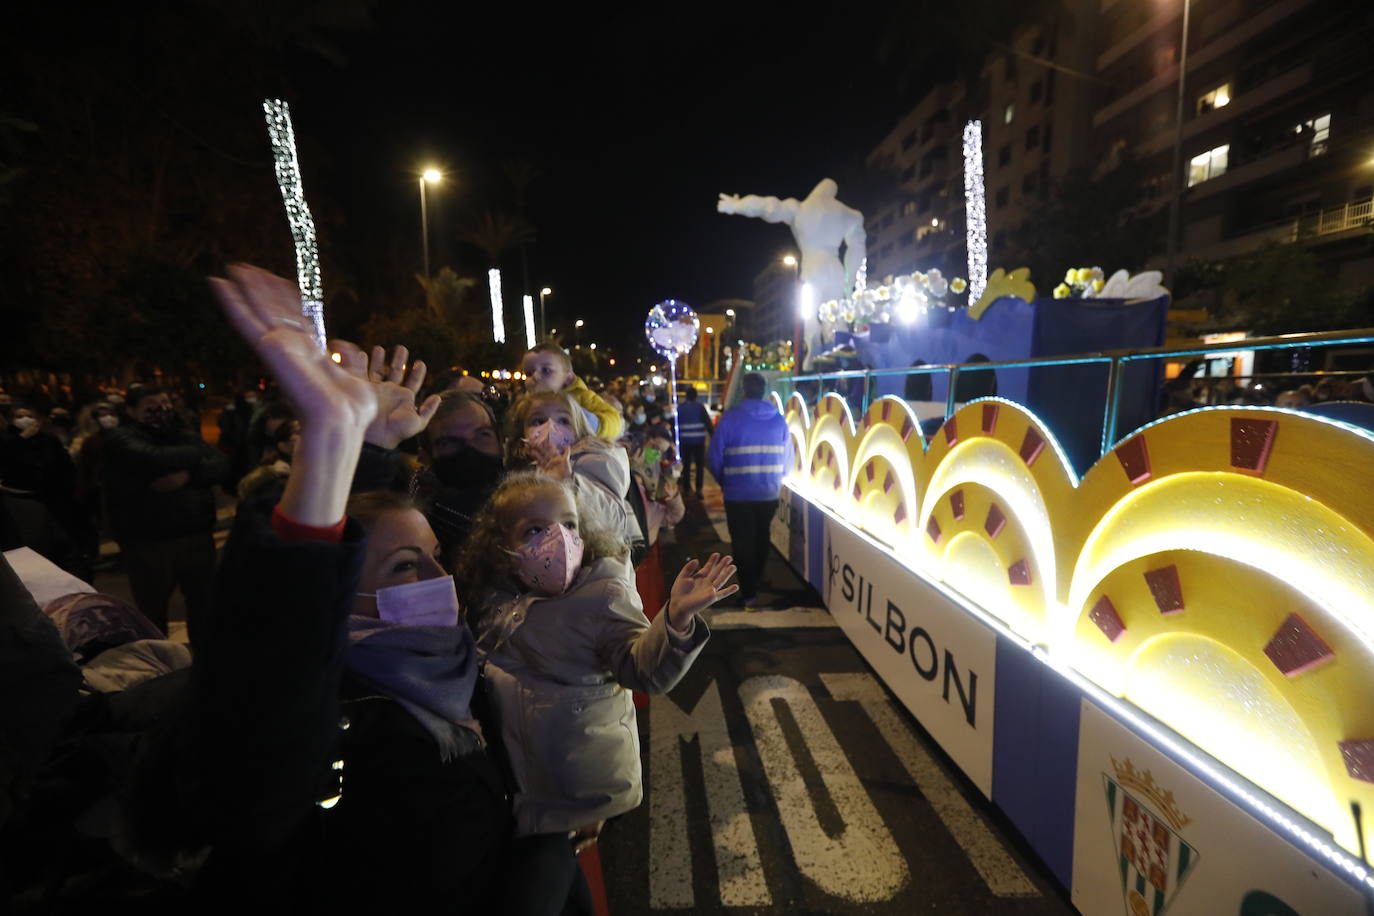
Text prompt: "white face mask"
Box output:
[[12, 416, 37, 432], [98, 415, 119, 430], [357, 575, 460, 628]]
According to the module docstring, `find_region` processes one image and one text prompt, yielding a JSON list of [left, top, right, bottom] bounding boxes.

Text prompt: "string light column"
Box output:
[[962, 120, 988, 304], [262, 99, 326, 352]]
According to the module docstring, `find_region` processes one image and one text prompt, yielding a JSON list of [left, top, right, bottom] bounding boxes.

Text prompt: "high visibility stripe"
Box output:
[[724, 464, 784, 475], [725, 445, 785, 455]]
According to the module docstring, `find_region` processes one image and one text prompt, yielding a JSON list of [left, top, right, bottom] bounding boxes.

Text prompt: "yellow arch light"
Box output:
[[1069, 472, 1374, 655], [1124, 632, 1344, 849], [922, 437, 1059, 621]]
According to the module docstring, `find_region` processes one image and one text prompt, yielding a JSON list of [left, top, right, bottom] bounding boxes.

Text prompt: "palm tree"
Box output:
[[456, 208, 537, 267]]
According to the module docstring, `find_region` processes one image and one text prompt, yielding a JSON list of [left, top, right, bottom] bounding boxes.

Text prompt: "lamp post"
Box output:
[[1164, 0, 1192, 291], [783, 254, 801, 370], [575, 318, 585, 348], [539, 286, 552, 340], [419, 168, 442, 281]]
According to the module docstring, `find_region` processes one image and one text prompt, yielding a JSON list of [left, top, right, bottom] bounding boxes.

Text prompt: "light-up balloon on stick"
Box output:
[[644, 299, 700, 457]]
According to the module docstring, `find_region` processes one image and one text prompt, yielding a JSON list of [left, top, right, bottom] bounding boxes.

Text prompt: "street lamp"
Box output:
[[419, 168, 442, 281], [575, 318, 585, 348], [1164, 0, 1193, 290], [783, 253, 802, 369], [539, 287, 552, 340]]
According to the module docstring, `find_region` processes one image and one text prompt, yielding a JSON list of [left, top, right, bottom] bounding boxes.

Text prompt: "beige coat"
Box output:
[[477, 557, 708, 836]]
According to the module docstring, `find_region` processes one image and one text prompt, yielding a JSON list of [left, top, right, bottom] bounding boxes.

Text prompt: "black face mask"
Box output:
[[142, 406, 174, 430], [431, 447, 504, 491]]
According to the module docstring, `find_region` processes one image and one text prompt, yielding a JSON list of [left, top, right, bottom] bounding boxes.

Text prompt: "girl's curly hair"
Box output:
[[455, 470, 626, 621]]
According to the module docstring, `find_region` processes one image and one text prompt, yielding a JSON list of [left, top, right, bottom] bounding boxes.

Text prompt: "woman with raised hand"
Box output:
[[191, 265, 563, 911]]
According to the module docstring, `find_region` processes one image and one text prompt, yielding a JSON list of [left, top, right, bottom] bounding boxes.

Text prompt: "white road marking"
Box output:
[[820, 672, 1039, 897], [705, 606, 837, 629], [650, 681, 771, 909], [740, 675, 909, 902]]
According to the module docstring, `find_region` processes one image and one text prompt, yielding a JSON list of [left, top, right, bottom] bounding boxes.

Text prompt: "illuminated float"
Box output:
[[774, 388, 1374, 914]]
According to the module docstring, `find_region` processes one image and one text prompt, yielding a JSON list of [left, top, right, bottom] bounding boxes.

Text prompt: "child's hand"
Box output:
[[668, 552, 737, 629], [539, 445, 572, 481]]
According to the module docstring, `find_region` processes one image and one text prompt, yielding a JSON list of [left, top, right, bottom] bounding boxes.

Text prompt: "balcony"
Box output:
[[1187, 197, 1373, 261]]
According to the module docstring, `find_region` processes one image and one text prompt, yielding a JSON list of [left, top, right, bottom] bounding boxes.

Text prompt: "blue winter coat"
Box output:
[[707, 399, 792, 502]]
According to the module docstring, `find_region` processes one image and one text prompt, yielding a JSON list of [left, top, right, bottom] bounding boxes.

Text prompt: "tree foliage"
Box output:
[[1176, 242, 1374, 334], [1009, 151, 1164, 288]]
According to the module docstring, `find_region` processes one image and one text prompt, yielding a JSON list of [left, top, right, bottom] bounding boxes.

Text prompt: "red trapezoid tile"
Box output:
[[1090, 595, 1127, 642], [1339, 739, 1374, 784], [1008, 559, 1032, 586], [1231, 418, 1278, 475], [950, 489, 965, 521], [1019, 427, 1045, 467], [1143, 566, 1184, 615], [944, 416, 959, 446], [1116, 435, 1152, 485], [985, 503, 1007, 539], [1264, 613, 1335, 677], [925, 514, 940, 542], [982, 402, 999, 434]]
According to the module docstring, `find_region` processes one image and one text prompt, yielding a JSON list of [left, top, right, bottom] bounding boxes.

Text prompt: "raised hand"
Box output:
[[716, 193, 740, 215], [667, 552, 738, 630], [208, 264, 375, 526], [335, 344, 441, 449], [208, 265, 377, 434]]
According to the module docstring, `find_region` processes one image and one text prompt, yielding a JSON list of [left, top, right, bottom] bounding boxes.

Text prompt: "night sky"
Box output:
[[288, 1, 915, 355]]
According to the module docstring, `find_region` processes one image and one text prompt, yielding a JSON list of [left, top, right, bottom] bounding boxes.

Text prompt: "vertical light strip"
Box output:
[[488, 268, 505, 343], [963, 120, 988, 304], [522, 294, 536, 349], [262, 99, 326, 352]]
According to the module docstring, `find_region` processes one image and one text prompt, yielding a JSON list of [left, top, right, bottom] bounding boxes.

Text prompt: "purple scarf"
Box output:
[[344, 617, 479, 761]]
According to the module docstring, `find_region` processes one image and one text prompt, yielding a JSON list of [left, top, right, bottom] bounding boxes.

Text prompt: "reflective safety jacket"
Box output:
[[674, 400, 711, 446], [706, 398, 792, 502]]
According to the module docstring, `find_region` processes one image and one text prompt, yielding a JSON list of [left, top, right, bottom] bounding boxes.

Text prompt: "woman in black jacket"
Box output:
[[184, 265, 572, 911]]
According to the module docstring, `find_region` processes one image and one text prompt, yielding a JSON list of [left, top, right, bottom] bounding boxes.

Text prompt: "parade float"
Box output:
[[719, 137, 1374, 913]]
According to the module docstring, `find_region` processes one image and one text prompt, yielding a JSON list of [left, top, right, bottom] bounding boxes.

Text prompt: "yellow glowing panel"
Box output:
[[923, 438, 1057, 613], [1125, 634, 1346, 848], [942, 531, 1010, 616], [1070, 473, 1374, 652]]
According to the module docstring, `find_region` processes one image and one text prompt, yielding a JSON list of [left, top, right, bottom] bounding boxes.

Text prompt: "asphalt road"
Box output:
[[599, 481, 1076, 915]]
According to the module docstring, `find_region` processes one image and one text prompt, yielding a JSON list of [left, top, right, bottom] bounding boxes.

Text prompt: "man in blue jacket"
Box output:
[[708, 372, 792, 608], [674, 386, 711, 498]]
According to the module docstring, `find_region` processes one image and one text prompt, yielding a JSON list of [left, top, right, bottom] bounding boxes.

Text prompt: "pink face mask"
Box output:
[[526, 418, 576, 454], [508, 523, 585, 596]]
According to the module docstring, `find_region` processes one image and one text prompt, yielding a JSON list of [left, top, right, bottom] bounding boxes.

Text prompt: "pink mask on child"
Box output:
[[508, 523, 584, 596], [526, 419, 576, 454]]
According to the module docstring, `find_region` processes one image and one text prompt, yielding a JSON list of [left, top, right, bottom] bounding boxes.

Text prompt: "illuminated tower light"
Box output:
[[262, 99, 326, 352], [522, 294, 536, 349], [962, 120, 988, 305], [488, 268, 505, 343]]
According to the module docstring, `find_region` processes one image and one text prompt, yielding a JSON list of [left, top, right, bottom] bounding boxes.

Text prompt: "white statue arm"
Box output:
[[841, 210, 867, 288], [717, 193, 800, 224]]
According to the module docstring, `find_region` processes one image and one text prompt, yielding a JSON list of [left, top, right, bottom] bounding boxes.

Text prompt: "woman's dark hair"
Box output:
[[346, 490, 421, 530], [904, 360, 932, 400], [954, 354, 998, 400]]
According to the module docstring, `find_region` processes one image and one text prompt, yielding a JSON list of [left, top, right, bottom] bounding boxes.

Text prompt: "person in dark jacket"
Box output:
[[103, 383, 227, 634], [708, 372, 793, 608], [674, 385, 711, 497], [185, 263, 569, 912]]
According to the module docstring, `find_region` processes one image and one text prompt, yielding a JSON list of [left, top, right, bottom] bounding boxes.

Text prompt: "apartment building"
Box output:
[[749, 260, 795, 345], [1093, 0, 1374, 287], [863, 0, 1099, 284]]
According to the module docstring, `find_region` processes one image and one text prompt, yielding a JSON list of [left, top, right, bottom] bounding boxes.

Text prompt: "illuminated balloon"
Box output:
[[645, 299, 699, 357]]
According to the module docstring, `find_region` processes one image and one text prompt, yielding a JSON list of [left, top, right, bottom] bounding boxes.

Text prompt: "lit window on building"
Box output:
[[1294, 114, 1330, 157], [1187, 144, 1229, 187], [1196, 83, 1231, 115], [1004, 102, 1015, 125]]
